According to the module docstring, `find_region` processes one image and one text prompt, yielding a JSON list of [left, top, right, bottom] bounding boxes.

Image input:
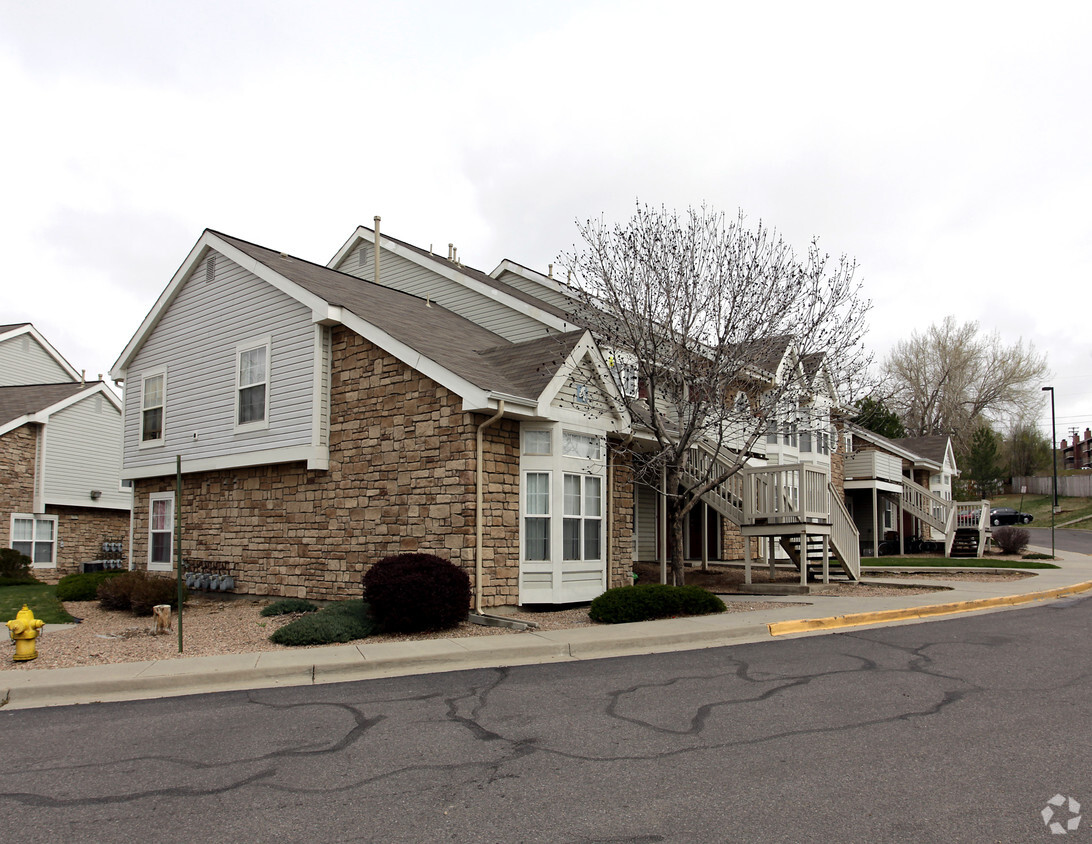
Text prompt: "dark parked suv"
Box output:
[[990, 507, 1033, 526]]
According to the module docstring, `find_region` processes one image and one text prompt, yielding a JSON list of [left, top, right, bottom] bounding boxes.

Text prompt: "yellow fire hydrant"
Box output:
[[7, 604, 45, 662]]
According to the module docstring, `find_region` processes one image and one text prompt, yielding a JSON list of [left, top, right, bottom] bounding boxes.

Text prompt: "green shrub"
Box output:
[[363, 553, 470, 633], [269, 600, 375, 646], [0, 548, 35, 584], [589, 584, 726, 624], [98, 571, 186, 615], [261, 597, 319, 617], [56, 570, 125, 602], [1022, 552, 1054, 560], [993, 526, 1030, 555]]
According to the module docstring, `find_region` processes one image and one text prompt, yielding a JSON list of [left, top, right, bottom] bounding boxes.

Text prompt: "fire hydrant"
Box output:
[[7, 604, 45, 662]]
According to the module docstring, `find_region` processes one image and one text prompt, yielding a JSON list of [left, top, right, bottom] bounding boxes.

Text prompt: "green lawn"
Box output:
[[862, 557, 1059, 569], [0, 583, 75, 624], [986, 493, 1092, 528]]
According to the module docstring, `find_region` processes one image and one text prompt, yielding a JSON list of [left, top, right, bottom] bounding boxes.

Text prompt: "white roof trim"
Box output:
[[536, 332, 631, 429], [111, 231, 331, 379], [0, 324, 81, 382], [329, 228, 575, 334], [489, 259, 582, 302], [0, 383, 118, 437]]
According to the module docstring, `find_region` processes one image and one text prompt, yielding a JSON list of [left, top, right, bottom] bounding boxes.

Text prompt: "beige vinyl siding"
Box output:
[[41, 393, 129, 510], [0, 334, 74, 386], [122, 252, 317, 471], [551, 358, 611, 416], [336, 244, 554, 343], [493, 269, 577, 312]]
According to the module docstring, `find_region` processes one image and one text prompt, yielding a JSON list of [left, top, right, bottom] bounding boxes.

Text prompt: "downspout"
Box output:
[[475, 401, 505, 614]]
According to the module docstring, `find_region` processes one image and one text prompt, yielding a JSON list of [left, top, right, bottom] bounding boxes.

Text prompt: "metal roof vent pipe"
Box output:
[[373, 215, 381, 285]]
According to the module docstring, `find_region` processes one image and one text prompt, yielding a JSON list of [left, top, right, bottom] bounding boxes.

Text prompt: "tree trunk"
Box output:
[[665, 465, 687, 585]]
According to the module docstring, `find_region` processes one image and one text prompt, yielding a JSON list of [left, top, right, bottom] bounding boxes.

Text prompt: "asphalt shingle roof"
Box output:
[[894, 435, 951, 466], [0, 382, 90, 427], [214, 232, 561, 402]]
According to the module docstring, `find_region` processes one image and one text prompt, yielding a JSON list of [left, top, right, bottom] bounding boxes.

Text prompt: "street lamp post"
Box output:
[[1042, 386, 1057, 559]]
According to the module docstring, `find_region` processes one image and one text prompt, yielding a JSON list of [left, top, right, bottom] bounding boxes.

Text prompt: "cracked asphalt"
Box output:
[[2, 594, 1089, 843]]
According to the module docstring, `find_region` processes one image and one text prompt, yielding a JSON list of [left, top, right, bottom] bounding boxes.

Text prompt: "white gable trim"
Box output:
[[0, 383, 119, 437], [490, 259, 582, 302], [536, 332, 631, 430], [111, 231, 332, 380], [0, 324, 81, 382], [329, 228, 575, 333]]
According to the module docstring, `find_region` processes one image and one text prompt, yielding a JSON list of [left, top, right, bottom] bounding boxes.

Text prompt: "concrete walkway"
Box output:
[[3, 546, 1091, 711]]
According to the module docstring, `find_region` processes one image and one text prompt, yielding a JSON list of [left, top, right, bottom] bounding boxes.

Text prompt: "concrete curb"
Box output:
[[767, 579, 1092, 636]]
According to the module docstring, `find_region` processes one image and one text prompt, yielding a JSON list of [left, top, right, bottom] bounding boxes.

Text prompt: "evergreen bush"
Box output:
[[0, 548, 35, 585], [269, 600, 375, 646], [589, 584, 726, 624], [56, 570, 124, 602], [363, 553, 471, 633], [992, 526, 1030, 555], [261, 597, 319, 617]]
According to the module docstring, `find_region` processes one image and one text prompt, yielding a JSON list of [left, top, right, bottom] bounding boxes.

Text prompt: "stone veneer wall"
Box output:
[[130, 329, 525, 606], [607, 444, 635, 589], [0, 425, 37, 549], [39, 505, 130, 583]]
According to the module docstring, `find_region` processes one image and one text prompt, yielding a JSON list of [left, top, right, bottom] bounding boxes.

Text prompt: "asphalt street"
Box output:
[[1025, 526, 1092, 555], [2, 593, 1089, 843]]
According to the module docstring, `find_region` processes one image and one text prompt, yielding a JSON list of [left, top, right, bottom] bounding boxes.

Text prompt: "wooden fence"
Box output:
[[1012, 475, 1092, 498]]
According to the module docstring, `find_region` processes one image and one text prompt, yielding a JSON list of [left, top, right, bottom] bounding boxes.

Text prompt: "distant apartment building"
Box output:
[[1061, 428, 1092, 470]]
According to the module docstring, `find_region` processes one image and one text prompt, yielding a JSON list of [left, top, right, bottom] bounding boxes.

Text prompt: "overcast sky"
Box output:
[[3, 1, 1089, 443]]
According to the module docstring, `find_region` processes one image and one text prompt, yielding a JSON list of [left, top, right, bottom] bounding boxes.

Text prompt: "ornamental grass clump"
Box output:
[[363, 553, 471, 633], [992, 526, 1030, 555], [269, 600, 374, 646], [98, 571, 186, 615], [589, 583, 726, 624]]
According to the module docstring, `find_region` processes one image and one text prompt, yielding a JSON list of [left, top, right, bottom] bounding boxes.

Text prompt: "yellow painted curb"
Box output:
[[767, 580, 1092, 636]]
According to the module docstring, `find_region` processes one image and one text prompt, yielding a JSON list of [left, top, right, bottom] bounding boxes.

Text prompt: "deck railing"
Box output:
[[743, 463, 829, 524]]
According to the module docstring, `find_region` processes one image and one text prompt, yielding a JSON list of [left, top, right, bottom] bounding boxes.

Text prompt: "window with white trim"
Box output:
[[149, 492, 174, 570], [236, 338, 270, 429], [563, 474, 602, 561], [523, 472, 551, 561], [10, 514, 57, 567], [563, 431, 602, 459], [523, 429, 552, 455], [141, 369, 165, 444]]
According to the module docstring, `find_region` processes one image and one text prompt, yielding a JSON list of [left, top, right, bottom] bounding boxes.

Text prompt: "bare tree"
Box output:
[[882, 317, 1050, 453], [561, 203, 870, 585]]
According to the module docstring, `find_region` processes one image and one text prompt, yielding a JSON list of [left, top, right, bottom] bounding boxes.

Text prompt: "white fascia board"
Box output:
[[111, 232, 331, 380], [42, 496, 131, 512], [0, 324, 81, 382], [336, 311, 492, 410], [333, 229, 574, 333], [849, 426, 919, 462], [121, 444, 330, 480], [489, 259, 581, 302], [535, 332, 632, 429], [0, 384, 113, 436], [460, 392, 539, 417]]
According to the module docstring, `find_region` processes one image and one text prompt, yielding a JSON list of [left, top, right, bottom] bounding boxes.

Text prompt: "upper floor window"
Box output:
[[523, 429, 552, 455], [236, 338, 270, 430], [563, 431, 602, 460], [141, 369, 165, 445]]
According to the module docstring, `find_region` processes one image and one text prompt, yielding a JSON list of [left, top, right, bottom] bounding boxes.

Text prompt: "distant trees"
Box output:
[[851, 396, 906, 440], [964, 425, 1004, 498], [1003, 422, 1053, 479], [882, 317, 1049, 452]]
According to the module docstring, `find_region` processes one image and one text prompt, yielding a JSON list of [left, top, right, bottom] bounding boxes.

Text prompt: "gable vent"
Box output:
[[205, 255, 217, 283]]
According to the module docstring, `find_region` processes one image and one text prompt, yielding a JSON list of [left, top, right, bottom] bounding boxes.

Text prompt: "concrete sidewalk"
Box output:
[[3, 547, 1091, 711]]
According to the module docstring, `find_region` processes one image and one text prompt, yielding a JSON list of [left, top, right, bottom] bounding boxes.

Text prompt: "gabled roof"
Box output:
[[847, 422, 921, 462], [0, 323, 81, 382], [112, 230, 604, 413], [0, 381, 119, 437], [328, 226, 574, 330], [894, 435, 955, 471]]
